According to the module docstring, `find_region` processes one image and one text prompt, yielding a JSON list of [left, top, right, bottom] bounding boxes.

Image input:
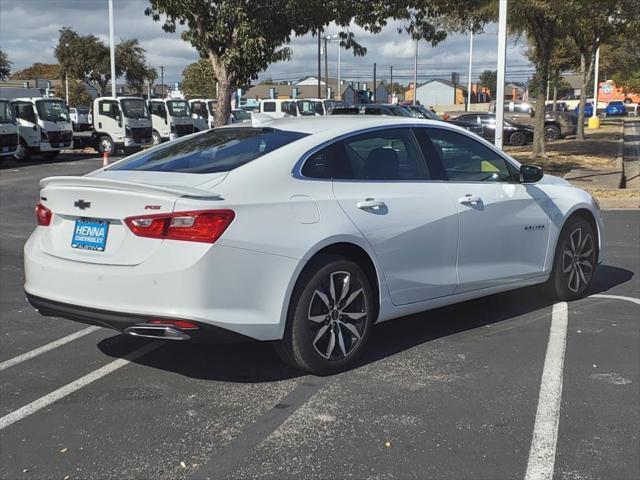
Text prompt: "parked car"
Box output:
[[24, 116, 603, 374], [575, 102, 595, 117], [454, 113, 534, 146], [545, 102, 569, 112], [490, 100, 577, 141], [604, 101, 627, 117], [329, 104, 413, 117], [69, 107, 90, 131], [405, 105, 484, 136]]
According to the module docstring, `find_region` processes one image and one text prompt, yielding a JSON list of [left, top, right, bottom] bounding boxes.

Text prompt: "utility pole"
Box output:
[[467, 32, 473, 112], [373, 63, 376, 103], [336, 37, 341, 100], [159, 66, 165, 98], [108, 0, 116, 98], [390, 66, 393, 103], [413, 39, 418, 106], [495, 0, 508, 149], [589, 45, 601, 129], [65, 74, 69, 106], [323, 36, 329, 99], [317, 30, 321, 99]]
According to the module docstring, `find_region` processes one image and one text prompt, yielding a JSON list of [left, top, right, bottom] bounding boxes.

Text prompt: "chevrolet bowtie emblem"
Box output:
[[74, 199, 91, 210]]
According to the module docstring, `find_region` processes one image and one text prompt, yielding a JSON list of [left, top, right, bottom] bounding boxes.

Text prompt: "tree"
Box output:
[[600, 31, 640, 95], [503, 1, 568, 158], [145, 0, 494, 127], [0, 50, 11, 80], [563, 0, 633, 140], [54, 82, 94, 107], [478, 70, 497, 98], [55, 27, 154, 95], [10, 63, 61, 80], [182, 58, 217, 98]]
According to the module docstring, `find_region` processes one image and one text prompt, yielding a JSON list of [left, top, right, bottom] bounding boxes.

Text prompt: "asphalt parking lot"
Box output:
[[0, 155, 638, 480]]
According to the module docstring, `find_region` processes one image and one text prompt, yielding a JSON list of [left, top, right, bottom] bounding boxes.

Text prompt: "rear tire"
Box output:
[[275, 254, 375, 375], [509, 131, 527, 146], [546, 216, 597, 301]]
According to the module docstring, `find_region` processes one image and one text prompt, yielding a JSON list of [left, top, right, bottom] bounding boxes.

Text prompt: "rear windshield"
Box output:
[[110, 128, 309, 174]]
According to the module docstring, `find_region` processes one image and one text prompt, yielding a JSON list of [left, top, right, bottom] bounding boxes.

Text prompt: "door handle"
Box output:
[[357, 198, 386, 211], [458, 194, 482, 205]]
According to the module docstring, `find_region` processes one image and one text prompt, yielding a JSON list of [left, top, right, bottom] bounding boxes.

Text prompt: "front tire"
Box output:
[[276, 255, 375, 375], [14, 139, 31, 161], [544, 124, 561, 141], [547, 217, 597, 301], [97, 135, 114, 155], [152, 131, 162, 146]]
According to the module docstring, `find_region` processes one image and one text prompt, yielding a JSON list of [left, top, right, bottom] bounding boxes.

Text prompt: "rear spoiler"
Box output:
[[40, 176, 222, 200]]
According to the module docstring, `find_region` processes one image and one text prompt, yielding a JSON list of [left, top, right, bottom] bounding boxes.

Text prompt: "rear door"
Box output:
[[421, 127, 551, 292], [324, 127, 459, 305]]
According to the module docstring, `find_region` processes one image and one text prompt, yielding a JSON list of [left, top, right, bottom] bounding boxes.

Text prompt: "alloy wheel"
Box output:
[[561, 227, 595, 293], [307, 271, 367, 360]]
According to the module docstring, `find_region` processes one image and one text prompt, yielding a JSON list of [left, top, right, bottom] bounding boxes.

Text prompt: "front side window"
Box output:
[[191, 102, 206, 118], [150, 102, 166, 116], [0, 101, 15, 123], [207, 101, 217, 115], [302, 128, 429, 181], [15, 102, 37, 123], [110, 127, 309, 174], [120, 99, 149, 119], [99, 100, 120, 118], [282, 101, 297, 116], [167, 100, 190, 117], [35, 100, 69, 122], [423, 128, 513, 182]]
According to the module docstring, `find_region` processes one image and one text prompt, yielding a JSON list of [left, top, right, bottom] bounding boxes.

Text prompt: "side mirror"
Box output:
[[520, 164, 544, 183]]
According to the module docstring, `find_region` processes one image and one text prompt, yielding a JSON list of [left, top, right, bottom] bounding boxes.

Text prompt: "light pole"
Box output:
[[108, 0, 116, 97], [495, 0, 508, 149], [589, 45, 601, 129], [413, 38, 418, 106], [160, 66, 165, 98], [467, 31, 473, 112]]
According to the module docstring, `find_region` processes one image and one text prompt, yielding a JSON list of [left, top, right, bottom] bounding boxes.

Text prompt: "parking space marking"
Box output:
[[589, 294, 640, 305], [0, 326, 100, 372], [0, 340, 161, 431], [525, 302, 568, 480]]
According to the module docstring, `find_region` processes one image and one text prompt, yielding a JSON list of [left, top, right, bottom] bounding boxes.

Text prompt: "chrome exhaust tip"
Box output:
[[124, 324, 191, 341]]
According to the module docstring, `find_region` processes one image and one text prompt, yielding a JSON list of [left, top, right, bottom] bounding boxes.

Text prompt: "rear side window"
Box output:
[[262, 102, 276, 112], [302, 128, 429, 181], [110, 128, 308, 174]]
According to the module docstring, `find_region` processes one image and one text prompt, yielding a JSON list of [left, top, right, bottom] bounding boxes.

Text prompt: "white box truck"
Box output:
[[0, 98, 19, 159], [13, 97, 73, 161], [88, 97, 152, 154], [188, 98, 216, 131], [148, 98, 194, 144]]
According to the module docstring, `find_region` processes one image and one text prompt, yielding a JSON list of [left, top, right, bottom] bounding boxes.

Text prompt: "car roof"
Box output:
[[228, 115, 444, 135]]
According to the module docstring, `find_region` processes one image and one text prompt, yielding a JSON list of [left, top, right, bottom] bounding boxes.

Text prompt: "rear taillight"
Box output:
[[124, 210, 234, 243], [36, 202, 52, 226]]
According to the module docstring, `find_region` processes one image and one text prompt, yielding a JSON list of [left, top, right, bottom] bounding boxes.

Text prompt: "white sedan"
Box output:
[[24, 116, 603, 374]]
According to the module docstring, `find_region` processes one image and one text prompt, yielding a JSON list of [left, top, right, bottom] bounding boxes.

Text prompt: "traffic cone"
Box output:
[[102, 150, 109, 167]]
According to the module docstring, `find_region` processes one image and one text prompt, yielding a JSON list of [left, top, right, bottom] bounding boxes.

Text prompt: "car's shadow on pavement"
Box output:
[[97, 264, 633, 382]]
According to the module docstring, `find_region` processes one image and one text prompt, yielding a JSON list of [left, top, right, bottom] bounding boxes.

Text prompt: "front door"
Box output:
[[97, 100, 121, 140], [421, 127, 550, 292], [14, 102, 39, 147], [326, 127, 459, 305]]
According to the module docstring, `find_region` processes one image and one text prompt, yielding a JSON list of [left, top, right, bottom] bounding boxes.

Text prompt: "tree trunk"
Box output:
[[577, 53, 588, 141], [210, 55, 232, 127], [532, 88, 547, 158], [577, 51, 595, 141]]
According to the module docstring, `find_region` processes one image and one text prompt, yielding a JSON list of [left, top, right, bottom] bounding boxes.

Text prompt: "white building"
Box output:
[[415, 79, 467, 107]]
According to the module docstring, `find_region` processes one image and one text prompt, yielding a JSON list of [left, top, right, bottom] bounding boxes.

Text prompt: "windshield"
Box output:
[[77, 108, 89, 115], [0, 101, 16, 123], [35, 100, 69, 122], [120, 99, 149, 119], [110, 128, 309, 174], [167, 100, 190, 117], [409, 106, 441, 120], [390, 106, 412, 117], [296, 100, 322, 116]]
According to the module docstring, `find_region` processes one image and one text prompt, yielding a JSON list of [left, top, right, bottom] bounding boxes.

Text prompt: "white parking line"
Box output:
[[0, 326, 100, 372], [0, 341, 162, 431], [589, 294, 640, 305], [524, 302, 568, 480]]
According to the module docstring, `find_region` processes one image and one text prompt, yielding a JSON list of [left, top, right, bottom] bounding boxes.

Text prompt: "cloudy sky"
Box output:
[[0, 0, 535, 86]]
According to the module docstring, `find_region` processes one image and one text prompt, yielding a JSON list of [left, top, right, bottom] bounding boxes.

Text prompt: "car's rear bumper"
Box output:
[[26, 293, 252, 342]]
